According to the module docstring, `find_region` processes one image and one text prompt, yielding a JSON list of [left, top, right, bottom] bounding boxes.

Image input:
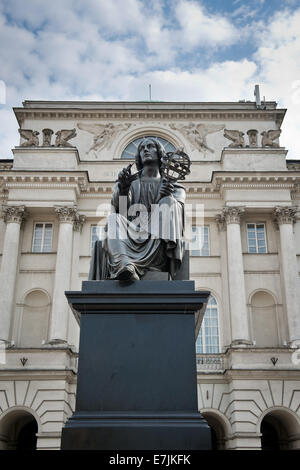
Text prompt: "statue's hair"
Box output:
[[135, 137, 166, 173]]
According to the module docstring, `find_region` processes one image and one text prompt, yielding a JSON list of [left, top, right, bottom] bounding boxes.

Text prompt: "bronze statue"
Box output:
[[89, 137, 190, 281]]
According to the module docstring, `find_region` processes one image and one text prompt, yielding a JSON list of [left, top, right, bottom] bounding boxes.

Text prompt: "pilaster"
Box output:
[[273, 206, 300, 346], [48, 206, 78, 344]]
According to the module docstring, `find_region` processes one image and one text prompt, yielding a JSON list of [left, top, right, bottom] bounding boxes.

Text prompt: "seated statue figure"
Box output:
[[89, 137, 186, 281]]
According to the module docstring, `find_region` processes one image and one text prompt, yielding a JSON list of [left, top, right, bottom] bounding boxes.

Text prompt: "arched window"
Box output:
[[121, 136, 175, 159], [18, 290, 50, 347], [196, 296, 220, 354], [251, 291, 279, 347]]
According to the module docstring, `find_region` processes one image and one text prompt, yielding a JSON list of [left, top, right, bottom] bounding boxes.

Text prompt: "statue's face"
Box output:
[[139, 138, 159, 166]]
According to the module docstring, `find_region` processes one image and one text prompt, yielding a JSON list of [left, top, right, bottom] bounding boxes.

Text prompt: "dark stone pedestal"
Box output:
[[61, 281, 211, 450]]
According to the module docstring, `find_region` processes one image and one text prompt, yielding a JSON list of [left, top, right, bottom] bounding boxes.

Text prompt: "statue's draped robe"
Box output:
[[89, 176, 185, 280]]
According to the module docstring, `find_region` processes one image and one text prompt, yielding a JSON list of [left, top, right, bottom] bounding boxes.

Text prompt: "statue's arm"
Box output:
[[172, 185, 186, 205], [111, 183, 132, 213]]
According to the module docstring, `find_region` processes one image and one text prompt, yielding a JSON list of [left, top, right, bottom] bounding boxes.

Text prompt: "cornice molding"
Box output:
[[221, 147, 288, 159], [14, 108, 286, 126], [1, 172, 300, 197], [213, 174, 300, 191], [0, 162, 13, 171]]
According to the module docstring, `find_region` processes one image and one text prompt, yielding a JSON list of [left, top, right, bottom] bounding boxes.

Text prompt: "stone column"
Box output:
[[49, 206, 78, 344], [217, 207, 251, 346], [0, 206, 27, 344], [273, 206, 300, 346]]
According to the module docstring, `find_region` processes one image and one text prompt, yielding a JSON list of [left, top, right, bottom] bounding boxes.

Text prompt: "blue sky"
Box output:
[[1, 0, 300, 157]]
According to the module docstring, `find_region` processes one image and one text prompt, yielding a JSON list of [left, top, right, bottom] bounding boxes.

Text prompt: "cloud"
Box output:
[[175, 0, 239, 47], [134, 59, 256, 102], [254, 8, 300, 157], [0, 1, 300, 158]]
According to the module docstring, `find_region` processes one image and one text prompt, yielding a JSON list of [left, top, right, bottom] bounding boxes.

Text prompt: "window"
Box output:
[[247, 223, 267, 253], [32, 223, 53, 253], [190, 226, 210, 256], [90, 225, 105, 254], [121, 136, 175, 159], [196, 296, 220, 354]]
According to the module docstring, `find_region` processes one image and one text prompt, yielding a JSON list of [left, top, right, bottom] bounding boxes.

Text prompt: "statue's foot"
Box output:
[[117, 265, 139, 281]]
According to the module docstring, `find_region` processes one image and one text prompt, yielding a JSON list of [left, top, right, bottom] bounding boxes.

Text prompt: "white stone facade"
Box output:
[[0, 100, 299, 450]]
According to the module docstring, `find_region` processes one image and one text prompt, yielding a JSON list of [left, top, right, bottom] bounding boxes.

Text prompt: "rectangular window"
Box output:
[[247, 223, 267, 254], [190, 226, 210, 256], [90, 225, 105, 254], [32, 223, 53, 253], [196, 297, 220, 354]]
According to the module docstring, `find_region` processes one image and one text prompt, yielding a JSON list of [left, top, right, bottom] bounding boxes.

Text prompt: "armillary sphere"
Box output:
[[161, 149, 191, 182]]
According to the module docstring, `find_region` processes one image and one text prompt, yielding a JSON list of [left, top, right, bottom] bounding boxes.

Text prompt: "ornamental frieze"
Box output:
[[169, 122, 225, 154], [77, 122, 132, 156]]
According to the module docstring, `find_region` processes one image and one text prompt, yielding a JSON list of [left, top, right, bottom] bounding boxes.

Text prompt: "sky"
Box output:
[[0, 0, 300, 158]]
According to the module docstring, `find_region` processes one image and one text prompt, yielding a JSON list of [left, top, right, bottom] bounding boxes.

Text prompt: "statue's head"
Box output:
[[135, 137, 165, 173]]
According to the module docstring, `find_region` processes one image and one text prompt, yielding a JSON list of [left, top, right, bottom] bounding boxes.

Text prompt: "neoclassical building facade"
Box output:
[[0, 100, 299, 450]]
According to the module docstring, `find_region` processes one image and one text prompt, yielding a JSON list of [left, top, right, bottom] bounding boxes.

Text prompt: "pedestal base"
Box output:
[[61, 412, 211, 450], [61, 281, 211, 450]]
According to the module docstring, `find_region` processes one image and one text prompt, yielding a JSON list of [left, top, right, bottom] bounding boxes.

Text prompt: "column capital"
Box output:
[[55, 206, 78, 224], [273, 206, 297, 226], [217, 206, 245, 227], [1, 205, 27, 224], [73, 214, 86, 232]]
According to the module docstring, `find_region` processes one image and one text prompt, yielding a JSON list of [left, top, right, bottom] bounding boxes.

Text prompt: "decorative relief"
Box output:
[[223, 129, 245, 148], [77, 122, 132, 155], [19, 129, 39, 147], [273, 206, 297, 226], [55, 206, 78, 224], [2, 205, 27, 224], [247, 129, 258, 147], [55, 129, 77, 147], [42, 128, 54, 146], [73, 214, 86, 232], [169, 122, 225, 154], [18, 128, 76, 147], [261, 129, 281, 147], [223, 128, 282, 148]]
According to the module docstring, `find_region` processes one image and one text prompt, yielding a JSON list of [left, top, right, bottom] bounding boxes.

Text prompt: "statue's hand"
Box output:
[[118, 165, 133, 194], [159, 179, 174, 198]]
